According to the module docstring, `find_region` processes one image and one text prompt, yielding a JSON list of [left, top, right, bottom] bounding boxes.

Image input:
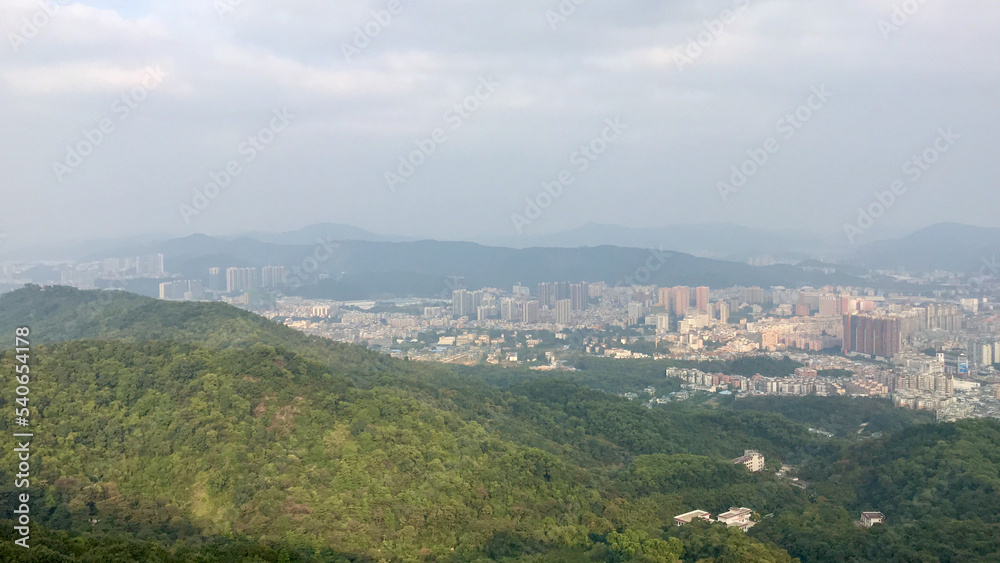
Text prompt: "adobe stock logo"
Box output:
[[878, 0, 930, 40], [843, 128, 959, 244], [341, 0, 416, 63], [717, 85, 833, 203], [672, 0, 751, 71], [51, 66, 167, 182], [545, 0, 587, 31], [8, 1, 64, 54], [511, 117, 627, 234], [385, 75, 499, 192], [179, 108, 296, 224]]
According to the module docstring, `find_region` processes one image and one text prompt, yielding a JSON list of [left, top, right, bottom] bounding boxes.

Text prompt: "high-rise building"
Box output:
[[718, 301, 730, 324], [207, 267, 223, 292], [628, 302, 645, 325], [658, 288, 672, 308], [136, 254, 165, 276], [521, 300, 540, 324], [476, 305, 493, 321], [556, 299, 572, 324], [537, 283, 552, 308], [979, 343, 995, 368], [843, 313, 901, 360], [471, 290, 485, 313], [744, 287, 767, 304], [696, 286, 710, 313], [570, 283, 589, 311], [226, 267, 260, 293], [452, 289, 474, 318], [159, 280, 203, 300], [261, 266, 286, 288], [500, 298, 521, 321], [672, 286, 690, 316], [818, 295, 838, 316], [556, 282, 571, 301]]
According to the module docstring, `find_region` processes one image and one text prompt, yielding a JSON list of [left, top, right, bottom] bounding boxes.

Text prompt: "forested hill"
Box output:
[[0, 284, 336, 351], [0, 287, 997, 561], [0, 285, 399, 387]]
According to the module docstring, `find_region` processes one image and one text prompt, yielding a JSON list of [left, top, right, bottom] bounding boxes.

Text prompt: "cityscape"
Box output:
[[3, 0, 1000, 559], [6, 246, 1000, 424]]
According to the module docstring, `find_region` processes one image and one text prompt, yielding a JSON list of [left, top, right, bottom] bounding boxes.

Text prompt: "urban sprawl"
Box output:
[[6, 255, 1000, 423]]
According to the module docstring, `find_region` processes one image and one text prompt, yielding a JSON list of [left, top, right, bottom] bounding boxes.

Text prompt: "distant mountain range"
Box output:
[[6, 222, 997, 290], [67, 235, 881, 300], [237, 223, 413, 245], [478, 222, 848, 263], [850, 223, 1000, 275]]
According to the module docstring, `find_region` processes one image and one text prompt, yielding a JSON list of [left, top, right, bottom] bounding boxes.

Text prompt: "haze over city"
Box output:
[[2, 0, 999, 250]]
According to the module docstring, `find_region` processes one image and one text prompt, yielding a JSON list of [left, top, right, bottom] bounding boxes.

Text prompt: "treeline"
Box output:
[[730, 396, 936, 438]]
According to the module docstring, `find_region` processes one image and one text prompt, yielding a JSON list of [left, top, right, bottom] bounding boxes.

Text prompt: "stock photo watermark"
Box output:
[[384, 75, 500, 192], [545, 0, 588, 31], [980, 256, 999, 277], [672, 0, 751, 71], [213, 0, 245, 18], [342, 0, 416, 62], [285, 237, 342, 288], [843, 127, 959, 244], [511, 117, 627, 234], [620, 248, 674, 287], [7, 0, 65, 54], [878, 0, 930, 40], [179, 108, 296, 224], [717, 85, 834, 203], [50, 66, 166, 182]]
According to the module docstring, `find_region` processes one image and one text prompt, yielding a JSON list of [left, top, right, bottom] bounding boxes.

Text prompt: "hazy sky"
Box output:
[[1, 0, 998, 250]]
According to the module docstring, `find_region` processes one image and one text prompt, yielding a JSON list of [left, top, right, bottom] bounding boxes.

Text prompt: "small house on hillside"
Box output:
[[861, 512, 885, 528], [673, 510, 712, 526]]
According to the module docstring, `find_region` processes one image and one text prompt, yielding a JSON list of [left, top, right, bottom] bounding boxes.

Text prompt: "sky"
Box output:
[[1, 0, 998, 251]]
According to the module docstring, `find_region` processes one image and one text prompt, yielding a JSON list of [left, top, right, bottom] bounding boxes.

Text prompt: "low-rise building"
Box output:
[[861, 512, 885, 528], [717, 507, 756, 531], [674, 510, 712, 526], [732, 450, 765, 472]]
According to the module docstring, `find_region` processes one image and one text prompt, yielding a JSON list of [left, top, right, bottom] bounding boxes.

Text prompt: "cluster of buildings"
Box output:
[[261, 280, 1000, 422], [843, 304, 963, 360], [451, 282, 593, 324], [0, 254, 167, 289], [666, 350, 975, 411], [669, 366, 853, 398], [157, 266, 286, 302], [208, 266, 287, 293], [674, 507, 756, 532], [10, 249, 1000, 423]]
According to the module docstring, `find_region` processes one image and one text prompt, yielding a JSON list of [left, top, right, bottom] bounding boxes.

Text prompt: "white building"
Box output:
[[717, 507, 756, 531], [861, 512, 885, 528]]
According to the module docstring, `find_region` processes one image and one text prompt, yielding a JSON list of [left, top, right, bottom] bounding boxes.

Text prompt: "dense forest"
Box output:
[[0, 286, 997, 561]]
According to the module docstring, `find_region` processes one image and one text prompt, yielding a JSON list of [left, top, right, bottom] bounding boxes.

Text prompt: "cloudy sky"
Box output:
[[1, 0, 998, 250]]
